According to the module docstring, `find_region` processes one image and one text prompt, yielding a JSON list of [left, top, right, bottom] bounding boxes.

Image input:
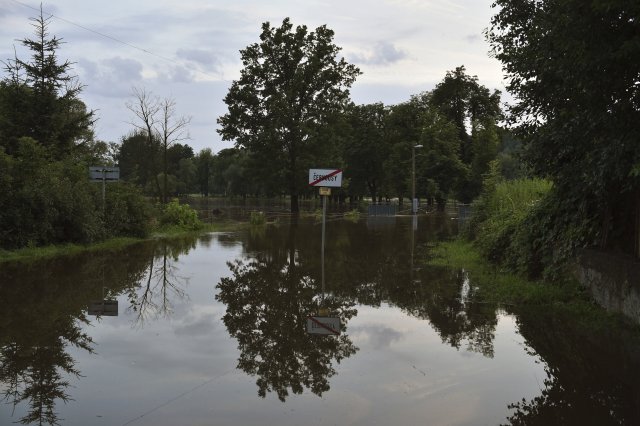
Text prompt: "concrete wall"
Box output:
[[575, 249, 640, 323]]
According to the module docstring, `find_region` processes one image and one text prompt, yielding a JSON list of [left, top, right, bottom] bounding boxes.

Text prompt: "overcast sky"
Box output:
[[1, 0, 506, 154]]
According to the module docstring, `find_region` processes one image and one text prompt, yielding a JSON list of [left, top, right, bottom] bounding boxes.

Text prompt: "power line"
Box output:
[[9, 0, 222, 80]]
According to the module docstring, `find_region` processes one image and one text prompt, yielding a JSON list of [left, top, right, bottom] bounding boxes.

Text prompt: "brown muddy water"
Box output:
[[1, 216, 639, 425]]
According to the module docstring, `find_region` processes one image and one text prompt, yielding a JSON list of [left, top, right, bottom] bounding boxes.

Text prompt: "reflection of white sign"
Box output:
[[88, 300, 118, 316], [309, 169, 342, 187], [307, 316, 341, 335]]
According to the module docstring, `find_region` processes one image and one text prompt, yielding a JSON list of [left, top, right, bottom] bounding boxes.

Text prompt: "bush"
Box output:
[[344, 209, 361, 221], [468, 174, 552, 277], [104, 183, 153, 238], [160, 200, 201, 230], [249, 211, 266, 225], [0, 139, 105, 248]]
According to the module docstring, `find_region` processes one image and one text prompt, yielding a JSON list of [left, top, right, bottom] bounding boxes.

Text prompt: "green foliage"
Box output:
[[488, 0, 640, 256], [344, 103, 389, 201], [160, 200, 201, 230], [218, 17, 361, 212], [0, 139, 152, 249], [0, 10, 94, 159], [249, 211, 266, 225], [344, 209, 360, 221], [0, 139, 100, 248], [103, 183, 152, 238], [430, 65, 502, 166], [0, 12, 162, 251], [467, 171, 552, 277], [417, 105, 468, 209], [428, 239, 591, 306]]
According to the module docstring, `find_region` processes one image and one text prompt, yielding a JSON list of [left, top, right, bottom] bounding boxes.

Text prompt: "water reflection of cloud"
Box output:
[[174, 311, 220, 337], [351, 324, 405, 349]]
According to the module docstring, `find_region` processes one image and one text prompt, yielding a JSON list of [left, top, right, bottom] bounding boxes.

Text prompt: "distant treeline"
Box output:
[[115, 66, 520, 210]]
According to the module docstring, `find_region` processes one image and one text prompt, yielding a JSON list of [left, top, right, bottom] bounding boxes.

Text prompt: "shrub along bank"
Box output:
[[464, 164, 554, 278], [0, 199, 230, 263], [0, 139, 152, 249]]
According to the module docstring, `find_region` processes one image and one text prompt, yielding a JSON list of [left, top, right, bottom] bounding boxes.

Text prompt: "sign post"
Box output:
[[308, 168, 343, 335], [89, 166, 120, 212], [308, 169, 343, 188]]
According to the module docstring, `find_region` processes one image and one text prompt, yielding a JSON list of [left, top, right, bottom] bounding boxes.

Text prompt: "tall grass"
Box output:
[[467, 177, 552, 276], [249, 211, 266, 225]]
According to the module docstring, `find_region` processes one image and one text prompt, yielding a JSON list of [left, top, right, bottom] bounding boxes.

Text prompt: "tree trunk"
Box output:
[[636, 189, 640, 259], [163, 143, 168, 204], [291, 194, 299, 214]]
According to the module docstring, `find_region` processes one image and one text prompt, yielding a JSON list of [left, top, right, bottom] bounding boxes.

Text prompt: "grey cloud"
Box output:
[[465, 34, 481, 43], [176, 48, 222, 75], [79, 56, 144, 98], [104, 57, 144, 80], [177, 48, 217, 66], [174, 312, 219, 337], [352, 324, 405, 349], [351, 41, 407, 66], [158, 64, 196, 84]]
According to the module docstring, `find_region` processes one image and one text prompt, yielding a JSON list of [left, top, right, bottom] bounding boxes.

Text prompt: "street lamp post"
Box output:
[[412, 144, 423, 214]]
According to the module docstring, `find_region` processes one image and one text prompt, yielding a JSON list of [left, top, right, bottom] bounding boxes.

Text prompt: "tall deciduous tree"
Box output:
[[430, 66, 501, 202], [430, 66, 501, 164], [194, 148, 215, 196], [384, 93, 431, 205], [488, 0, 640, 256], [344, 103, 389, 203], [127, 88, 191, 203], [218, 18, 360, 213]]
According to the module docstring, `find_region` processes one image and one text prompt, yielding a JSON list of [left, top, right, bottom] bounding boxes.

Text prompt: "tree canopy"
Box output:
[[218, 17, 361, 213], [0, 10, 93, 159], [488, 0, 640, 257]]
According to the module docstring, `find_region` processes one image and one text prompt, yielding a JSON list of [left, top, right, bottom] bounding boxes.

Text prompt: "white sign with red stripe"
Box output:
[[309, 169, 342, 187]]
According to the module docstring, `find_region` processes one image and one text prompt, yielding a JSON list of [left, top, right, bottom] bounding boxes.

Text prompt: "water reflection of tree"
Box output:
[[125, 240, 191, 326], [0, 329, 93, 426], [217, 223, 358, 401], [0, 249, 147, 425], [0, 237, 197, 425], [503, 308, 640, 425], [395, 268, 498, 358], [237, 218, 498, 358], [315, 218, 498, 357]]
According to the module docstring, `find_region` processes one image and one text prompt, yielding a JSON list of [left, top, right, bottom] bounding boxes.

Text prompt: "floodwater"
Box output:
[[1, 216, 639, 425]]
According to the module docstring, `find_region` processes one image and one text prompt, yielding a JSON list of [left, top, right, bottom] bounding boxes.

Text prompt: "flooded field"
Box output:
[[1, 216, 639, 425]]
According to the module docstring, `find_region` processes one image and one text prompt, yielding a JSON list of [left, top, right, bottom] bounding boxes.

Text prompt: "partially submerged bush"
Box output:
[[344, 209, 361, 221], [160, 200, 201, 230], [249, 211, 266, 225]]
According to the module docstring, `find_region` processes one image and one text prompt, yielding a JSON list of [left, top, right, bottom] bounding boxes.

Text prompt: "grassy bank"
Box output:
[[427, 238, 638, 330], [429, 238, 588, 306], [0, 220, 242, 264]]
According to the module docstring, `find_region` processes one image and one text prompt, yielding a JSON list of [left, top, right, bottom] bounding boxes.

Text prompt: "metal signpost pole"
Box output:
[[89, 166, 119, 214], [412, 144, 423, 214], [306, 170, 342, 335], [102, 169, 106, 213], [321, 192, 327, 301], [412, 146, 416, 213]]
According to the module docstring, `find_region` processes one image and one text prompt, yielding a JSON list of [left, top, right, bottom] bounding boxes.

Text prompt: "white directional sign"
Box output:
[[307, 316, 341, 335], [309, 169, 342, 187], [89, 166, 120, 182]]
